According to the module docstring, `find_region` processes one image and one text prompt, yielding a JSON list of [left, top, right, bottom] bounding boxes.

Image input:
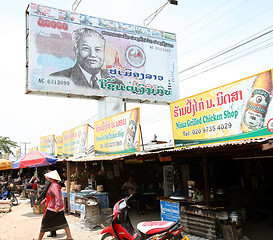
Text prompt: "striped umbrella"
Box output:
[[12, 151, 58, 169], [0, 158, 12, 171]]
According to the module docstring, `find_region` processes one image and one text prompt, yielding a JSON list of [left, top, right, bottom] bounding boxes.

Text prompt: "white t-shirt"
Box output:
[[122, 181, 138, 195]]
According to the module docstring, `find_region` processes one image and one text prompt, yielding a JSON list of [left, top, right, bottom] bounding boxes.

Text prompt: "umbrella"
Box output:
[[0, 158, 12, 171], [12, 151, 58, 169]]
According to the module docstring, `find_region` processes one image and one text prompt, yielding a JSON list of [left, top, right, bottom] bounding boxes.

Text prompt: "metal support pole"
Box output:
[[66, 161, 71, 214], [143, 2, 169, 27], [72, 0, 82, 11], [202, 153, 211, 206]]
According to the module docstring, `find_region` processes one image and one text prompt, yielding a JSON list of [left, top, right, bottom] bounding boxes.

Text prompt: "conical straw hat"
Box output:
[[44, 170, 61, 181]]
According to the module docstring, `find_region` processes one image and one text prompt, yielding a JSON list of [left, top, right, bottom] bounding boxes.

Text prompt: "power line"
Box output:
[[178, 4, 273, 57], [178, 0, 249, 42], [179, 25, 273, 74], [51, 113, 98, 137], [40, 101, 94, 135], [176, 0, 232, 35], [180, 36, 273, 80], [179, 41, 273, 82]]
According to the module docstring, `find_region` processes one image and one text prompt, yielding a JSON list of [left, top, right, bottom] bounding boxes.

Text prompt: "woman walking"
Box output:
[[34, 170, 73, 240]]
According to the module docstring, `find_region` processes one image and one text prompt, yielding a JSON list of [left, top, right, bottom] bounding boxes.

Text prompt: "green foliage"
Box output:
[[0, 136, 18, 158]]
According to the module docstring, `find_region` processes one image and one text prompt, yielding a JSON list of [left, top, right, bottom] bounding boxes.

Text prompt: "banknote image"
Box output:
[[26, 3, 179, 103]]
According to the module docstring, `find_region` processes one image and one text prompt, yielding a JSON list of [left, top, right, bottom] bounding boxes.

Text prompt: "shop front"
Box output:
[[155, 137, 273, 239], [61, 136, 273, 238]]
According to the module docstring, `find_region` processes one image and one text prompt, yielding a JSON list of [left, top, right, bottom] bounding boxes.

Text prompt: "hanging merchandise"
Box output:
[[98, 161, 105, 175], [88, 174, 96, 190]]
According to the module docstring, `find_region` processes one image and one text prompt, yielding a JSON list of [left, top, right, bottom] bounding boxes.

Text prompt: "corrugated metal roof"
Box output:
[[63, 137, 273, 162], [65, 153, 135, 162], [135, 137, 273, 155]]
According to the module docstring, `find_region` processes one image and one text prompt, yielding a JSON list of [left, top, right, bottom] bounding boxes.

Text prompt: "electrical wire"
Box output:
[[176, 0, 232, 35], [51, 113, 98, 136], [178, 4, 273, 57], [179, 41, 273, 82], [179, 25, 273, 74], [180, 35, 273, 79], [40, 101, 95, 135], [178, 0, 249, 42]]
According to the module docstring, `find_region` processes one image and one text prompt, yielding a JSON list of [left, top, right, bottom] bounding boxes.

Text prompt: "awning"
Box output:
[[65, 153, 135, 162], [63, 137, 273, 162]]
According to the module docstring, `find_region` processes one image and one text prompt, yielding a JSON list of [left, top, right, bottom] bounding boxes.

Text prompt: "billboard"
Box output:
[[16, 148, 21, 158], [26, 3, 179, 104], [62, 124, 88, 157], [40, 135, 55, 155], [3, 153, 9, 160], [170, 69, 273, 148], [94, 108, 140, 156], [28, 147, 38, 152]]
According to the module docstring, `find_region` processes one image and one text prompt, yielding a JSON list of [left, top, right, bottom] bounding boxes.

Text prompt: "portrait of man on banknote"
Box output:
[[50, 28, 124, 89]]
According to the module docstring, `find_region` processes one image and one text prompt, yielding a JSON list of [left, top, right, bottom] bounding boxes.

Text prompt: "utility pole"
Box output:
[[20, 142, 31, 155]]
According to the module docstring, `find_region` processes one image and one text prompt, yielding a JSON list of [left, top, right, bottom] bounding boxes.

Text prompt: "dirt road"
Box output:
[[0, 199, 101, 240]]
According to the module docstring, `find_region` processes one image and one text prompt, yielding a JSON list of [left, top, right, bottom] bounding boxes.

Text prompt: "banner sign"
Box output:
[[63, 124, 88, 157], [16, 148, 21, 158], [170, 69, 273, 148], [40, 135, 55, 155], [56, 135, 64, 157], [28, 147, 38, 152], [26, 3, 179, 104], [3, 153, 9, 160], [94, 108, 140, 156]]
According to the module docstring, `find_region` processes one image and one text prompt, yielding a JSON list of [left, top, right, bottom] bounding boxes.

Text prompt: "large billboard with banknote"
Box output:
[[170, 69, 273, 148], [26, 3, 179, 104]]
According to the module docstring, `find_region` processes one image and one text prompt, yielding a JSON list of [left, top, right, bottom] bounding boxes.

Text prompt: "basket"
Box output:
[[33, 204, 45, 214]]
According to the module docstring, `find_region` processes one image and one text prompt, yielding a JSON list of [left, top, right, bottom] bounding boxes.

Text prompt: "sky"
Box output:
[[1, 0, 273, 159]]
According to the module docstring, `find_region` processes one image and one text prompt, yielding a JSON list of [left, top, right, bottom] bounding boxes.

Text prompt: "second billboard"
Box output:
[[94, 108, 140, 156], [170, 70, 273, 148]]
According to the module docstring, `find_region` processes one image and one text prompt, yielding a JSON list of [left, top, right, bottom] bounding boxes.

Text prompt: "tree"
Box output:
[[0, 136, 18, 158]]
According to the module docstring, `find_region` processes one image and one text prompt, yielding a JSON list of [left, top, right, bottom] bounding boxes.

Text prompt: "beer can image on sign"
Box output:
[[94, 108, 140, 156], [26, 3, 179, 104], [170, 69, 273, 148]]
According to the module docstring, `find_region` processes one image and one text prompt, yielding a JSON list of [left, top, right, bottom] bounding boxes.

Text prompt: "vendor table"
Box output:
[[159, 196, 228, 240], [69, 191, 109, 215]]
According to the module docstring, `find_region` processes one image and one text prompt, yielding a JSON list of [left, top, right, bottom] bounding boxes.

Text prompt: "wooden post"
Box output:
[[66, 161, 71, 214], [202, 153, 210, 206]]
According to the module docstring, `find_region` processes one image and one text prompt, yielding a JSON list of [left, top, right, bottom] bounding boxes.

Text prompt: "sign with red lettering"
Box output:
[[63, 124, 88, 157], [40, 135, 55, 155], [170, 69, 273, 148], [94, 108, 140, 156]]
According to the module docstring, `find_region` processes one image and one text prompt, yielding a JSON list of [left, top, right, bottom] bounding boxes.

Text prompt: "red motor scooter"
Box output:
[[101, 195, 189, 240]]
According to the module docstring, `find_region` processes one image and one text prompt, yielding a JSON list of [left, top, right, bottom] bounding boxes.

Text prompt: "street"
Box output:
[[0, 198, 209, 240], [0, 199, 101, 240]]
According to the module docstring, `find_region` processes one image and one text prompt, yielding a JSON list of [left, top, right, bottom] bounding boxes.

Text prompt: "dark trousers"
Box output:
[[131, 193, 145, 212]]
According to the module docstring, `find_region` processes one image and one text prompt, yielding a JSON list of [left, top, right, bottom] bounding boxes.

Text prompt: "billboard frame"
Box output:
[[25, 3, 179, 105]]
